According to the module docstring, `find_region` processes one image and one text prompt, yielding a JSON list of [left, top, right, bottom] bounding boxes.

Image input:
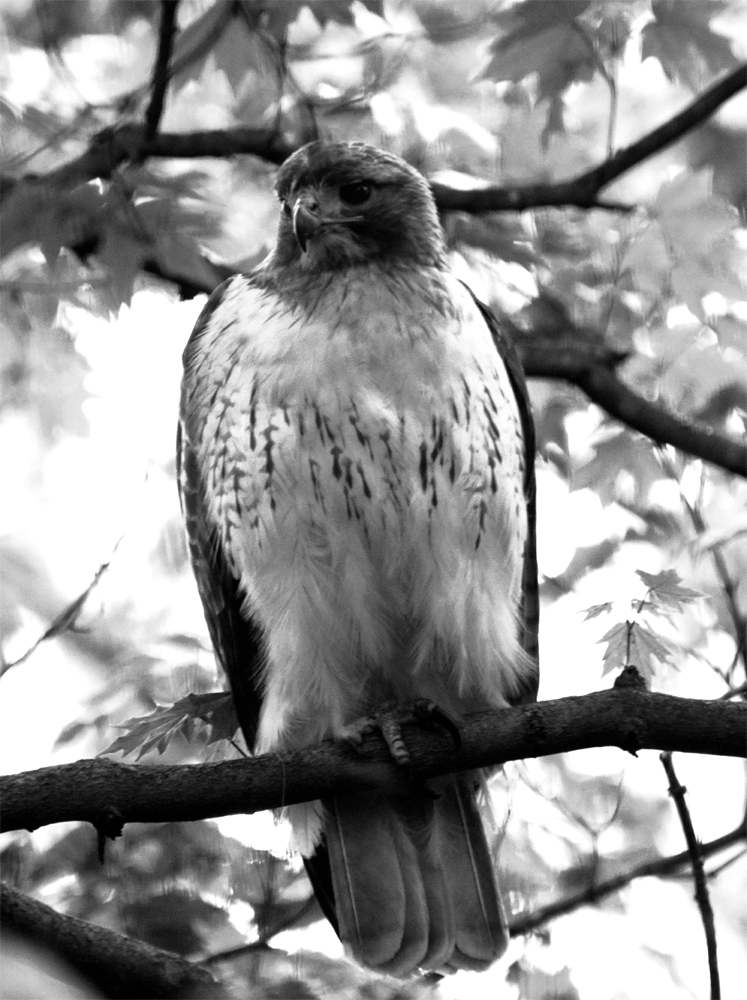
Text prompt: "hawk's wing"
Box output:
[[177, 288, 266, 751], [178, 412, 341, 927], [466, 287, 539, 705]]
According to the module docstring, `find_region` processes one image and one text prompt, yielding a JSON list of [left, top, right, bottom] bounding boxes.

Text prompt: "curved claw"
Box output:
[[340, 699, 462, 769], [412, 699, 462, 751]]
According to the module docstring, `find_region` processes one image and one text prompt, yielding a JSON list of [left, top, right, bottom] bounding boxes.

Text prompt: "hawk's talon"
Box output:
[[340, 699, 462, 767], [411, 698, 462, 751]]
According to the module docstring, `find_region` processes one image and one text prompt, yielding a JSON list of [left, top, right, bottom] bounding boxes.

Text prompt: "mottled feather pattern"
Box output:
[[182, 264, 529, 759], [180, 140, 538, 974]]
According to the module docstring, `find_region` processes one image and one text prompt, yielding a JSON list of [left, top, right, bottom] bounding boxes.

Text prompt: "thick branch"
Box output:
[[2, 65, 744, 216], [142, 1, 181, 144], [0, 883, 223, 999], [432, 63, 747, 211], [2, 691, 744, 836], [519, 337, 747, 479]]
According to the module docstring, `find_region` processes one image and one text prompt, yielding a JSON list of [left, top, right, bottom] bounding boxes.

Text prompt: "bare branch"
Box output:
[[1, 690, 744, 836], [661, 752, 720, 999], [0, 883, 224, 999], [519, 336, 747, 479], [143, 1, 181, 145], [3, 64, 744, 219], [431, 62, 747, 212], [511, 821, 747, 936]]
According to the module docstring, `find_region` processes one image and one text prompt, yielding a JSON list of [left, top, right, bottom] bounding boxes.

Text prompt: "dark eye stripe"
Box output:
[[339, 182, 372, 206]]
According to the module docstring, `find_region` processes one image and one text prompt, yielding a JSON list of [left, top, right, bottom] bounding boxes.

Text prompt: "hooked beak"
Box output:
[[292, 195, 322, 253], [291, 193, 363, 253]]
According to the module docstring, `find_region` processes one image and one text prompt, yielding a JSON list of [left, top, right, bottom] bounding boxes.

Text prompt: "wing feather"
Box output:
[[464, 286, 540, 705], [176, 418, 265, 751]]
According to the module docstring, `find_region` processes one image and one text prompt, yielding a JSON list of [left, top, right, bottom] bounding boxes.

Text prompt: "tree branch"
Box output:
[[431, 63, 747, 212], [0, 883, 224, 999], [3, 64, 744, 217], [511, 821, 746, 936], [143, 1, 181, 145], [2, 691, 744, 836], [661, 752, 720, 999], [518, 336, 747, 479]]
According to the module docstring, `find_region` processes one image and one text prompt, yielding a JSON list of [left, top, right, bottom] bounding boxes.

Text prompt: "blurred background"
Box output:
[[1, 2, 746, 997]]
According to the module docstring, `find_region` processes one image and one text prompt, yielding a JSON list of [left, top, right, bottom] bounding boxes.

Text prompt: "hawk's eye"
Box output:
[[339, 182, 372, 206]]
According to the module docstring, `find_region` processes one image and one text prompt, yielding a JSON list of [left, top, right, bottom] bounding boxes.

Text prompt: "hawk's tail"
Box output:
[[321, 776, 508, 977]]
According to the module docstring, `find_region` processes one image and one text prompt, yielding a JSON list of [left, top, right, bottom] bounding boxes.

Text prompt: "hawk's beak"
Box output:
[[291, 193, 364, 253], [292, 195, 322, 253]]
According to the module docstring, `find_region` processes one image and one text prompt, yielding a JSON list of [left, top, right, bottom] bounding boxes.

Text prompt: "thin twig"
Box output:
[[510, 820, 746, 936], [0, 540, 121, 679], [143, 1, 180, 145], [661, 752, 720, 999], [203, 895, 318, 965], [719, 681, 747, 700]]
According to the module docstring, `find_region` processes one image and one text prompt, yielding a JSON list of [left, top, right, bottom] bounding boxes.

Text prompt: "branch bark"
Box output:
[[511, 821, 746, 936], [2, 690, 744, 836], [431, 63, 747, 212], [518, 336, 747, 479], [0, 883, 224, 999], [661, 752, 720, 999], [142, 1, 181, 146]]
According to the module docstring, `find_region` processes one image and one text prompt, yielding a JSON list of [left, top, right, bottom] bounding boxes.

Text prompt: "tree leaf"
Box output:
[[621, 222, 670, 299], [582, 602, 614, 621], [642, 0, 738, 90], [481, 0, 596, 101], [572, 427, 665, 506], [599, 620, 630, 672], [98, 223, 150, 309], [636, 569, 703, 610], [627, 622, 676, 678], [101, 693, 238, 760]]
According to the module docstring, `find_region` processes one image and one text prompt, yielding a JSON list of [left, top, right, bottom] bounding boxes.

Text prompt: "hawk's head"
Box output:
[[270, 141, 445, 271]]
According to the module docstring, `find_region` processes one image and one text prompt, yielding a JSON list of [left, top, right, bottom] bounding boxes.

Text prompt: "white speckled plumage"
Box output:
[[183, 264, 528, 751], [179, 141, 538, 976]]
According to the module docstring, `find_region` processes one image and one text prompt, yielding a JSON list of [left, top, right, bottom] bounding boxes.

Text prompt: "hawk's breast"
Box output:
[[181, 267, 529, 748]]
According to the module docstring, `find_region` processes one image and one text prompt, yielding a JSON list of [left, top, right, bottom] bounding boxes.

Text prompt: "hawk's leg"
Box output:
[[340, 699, 461, 766]]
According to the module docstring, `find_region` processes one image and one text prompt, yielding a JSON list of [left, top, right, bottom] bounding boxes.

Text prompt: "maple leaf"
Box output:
[[627, 623, 675, 679], [481, 0, 596, 102], [635, 569, 702, 610], [599, 619, 675, 680], [642, 0, 738, 90], [572, 426, 665, 506], [621, 222, 670, 299], [581, 602, 614, 621], [101, 693, 238, 760], [599, 620, 630, 673]]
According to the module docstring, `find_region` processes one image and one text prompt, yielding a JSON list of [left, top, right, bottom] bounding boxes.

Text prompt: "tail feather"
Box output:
[[436, 777, 508, 971], [321, 774, 507, 977], [323, 792, 429, 972]]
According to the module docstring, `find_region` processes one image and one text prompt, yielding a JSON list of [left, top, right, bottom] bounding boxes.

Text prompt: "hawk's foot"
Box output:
[[340, 699, 461, 767]]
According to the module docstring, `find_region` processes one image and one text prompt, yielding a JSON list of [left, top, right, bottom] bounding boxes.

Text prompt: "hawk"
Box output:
[[178, 141, 539, 976]]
